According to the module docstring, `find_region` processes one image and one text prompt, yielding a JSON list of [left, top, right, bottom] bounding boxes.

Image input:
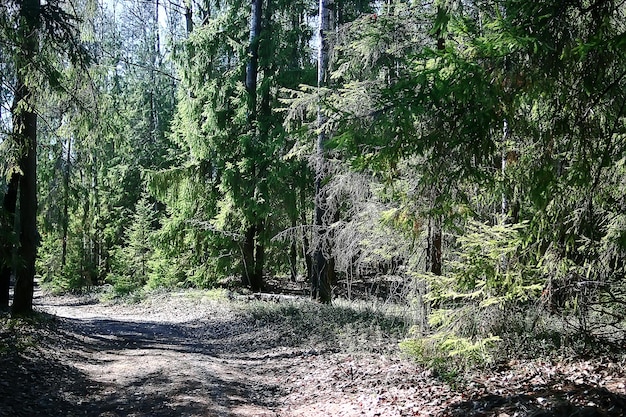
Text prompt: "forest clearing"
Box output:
[[1, 287, 625, 417]]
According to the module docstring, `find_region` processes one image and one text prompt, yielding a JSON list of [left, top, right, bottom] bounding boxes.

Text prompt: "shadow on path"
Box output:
[[1, 299, 283, 417]]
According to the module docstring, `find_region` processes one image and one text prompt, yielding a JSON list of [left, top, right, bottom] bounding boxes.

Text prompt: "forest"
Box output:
[[0, 0, 625, 415]]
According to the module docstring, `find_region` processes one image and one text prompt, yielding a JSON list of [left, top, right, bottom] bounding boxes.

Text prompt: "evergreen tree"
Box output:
[[151, 0, 320, 290], [321, 0, 626, 348]]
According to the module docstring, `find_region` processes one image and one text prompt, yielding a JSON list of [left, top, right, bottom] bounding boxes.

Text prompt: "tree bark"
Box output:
[[184, 0, 193, 34], [242, 0, 265, 292], [246, 0, 262, 119], [299, 177, 312, 281], [12, 85, 38, 316], [61, 136, 71, 269], [0, 174, 20, 309], [311, 0, 332, 303], [427, 215, 442, 276], [11, 0, 40, 316], [424, 7, 446, 278]]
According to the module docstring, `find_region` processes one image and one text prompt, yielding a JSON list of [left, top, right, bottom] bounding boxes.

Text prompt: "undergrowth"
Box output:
[[237, 298, 411, 354]]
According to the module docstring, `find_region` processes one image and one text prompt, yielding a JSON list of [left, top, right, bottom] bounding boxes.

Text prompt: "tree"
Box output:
[[151, 0, 320, 291], [322, 0, 626, 351], [11, 0, 41, 316], [311, 0, 332, 302]]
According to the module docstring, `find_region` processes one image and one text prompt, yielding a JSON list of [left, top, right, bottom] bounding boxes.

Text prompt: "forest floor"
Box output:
[[0, 287, 625, 417]]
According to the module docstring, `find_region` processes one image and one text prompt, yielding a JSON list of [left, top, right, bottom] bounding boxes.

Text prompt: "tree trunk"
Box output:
[[424, 7, 446, 278], [252, 220, 265, 291], [311, 0, 332, 303], [289, 216, 298, 281], [246, 0, 262, 119], [61, 136, 71, 269], [11, 0, 40, 316], [242, 224, 264, 292], [299, 177, 312, 281], [241, 0, 265, 292], [184, 1, 193, 34], [12, 113, 38, 316], [0, 174, 20, 309], [427, 214, 442, 276]]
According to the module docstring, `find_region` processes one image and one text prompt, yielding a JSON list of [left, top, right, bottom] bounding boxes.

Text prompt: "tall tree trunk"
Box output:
[[311, 0, 332, 303], [246, 0, 261, 120], [150, 0, 160, 144], [501, 120, 509, 223], [0, 174, 20, 309], [252, 220, 265, 291], [425, 8, 446, 278], [242, 225, 255, 287], [289, 215, 298, 281], [299, 176, 312, 281], [242, 0, 265, 291], [12, 0, 40, 316], [61, 136, 71, 269]]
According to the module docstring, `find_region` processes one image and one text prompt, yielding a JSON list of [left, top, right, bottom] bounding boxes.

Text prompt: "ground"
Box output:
[[0, 289, 625, 417]]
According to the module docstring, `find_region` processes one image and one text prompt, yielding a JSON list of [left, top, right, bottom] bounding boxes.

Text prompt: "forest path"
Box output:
[[37, 291, 286, 417]]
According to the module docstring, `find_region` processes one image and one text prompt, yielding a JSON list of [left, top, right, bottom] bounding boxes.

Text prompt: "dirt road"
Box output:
[[27, 291, 437, 417], [36, 292, 294, 417]]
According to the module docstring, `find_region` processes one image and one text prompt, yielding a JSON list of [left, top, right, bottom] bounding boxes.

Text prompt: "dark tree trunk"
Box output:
[[241, 0, 266, 292], [184, 1, 193, 34], [12, 83, 38, 316], [251, 220, 265, 291], [0, 174, 20, 309], [427, 215, 442, 276], [61, 137, 71, 269], [311, 0, 332, 303], [11, 0, 40, 316], [424, 9, 446, 278], [242, 224, 264, 292], [289, 216, 298, 282], [299, 179, 312, 281], [246, 0, 262, 118], [242, 225, 254, 287]]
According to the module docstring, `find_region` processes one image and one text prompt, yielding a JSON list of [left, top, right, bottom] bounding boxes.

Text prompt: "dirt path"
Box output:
[[37, 292, 286, 417], [1, 290, 625, 417], [27, 290, 463, 417]]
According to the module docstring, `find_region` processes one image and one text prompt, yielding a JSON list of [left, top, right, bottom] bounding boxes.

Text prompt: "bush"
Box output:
[[402, 221, 542, 372]]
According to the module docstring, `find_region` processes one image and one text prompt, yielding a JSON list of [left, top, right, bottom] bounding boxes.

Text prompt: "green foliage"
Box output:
[[399, 333, 499, 381], [239, 297, 408, 352], [7, 0, 624, 365], [400, 221, 540, 371], [105, 193, 157, 293], [149, 0, 323, 288], [318, 0, 626, 354], [430, 221, 542, 307]]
